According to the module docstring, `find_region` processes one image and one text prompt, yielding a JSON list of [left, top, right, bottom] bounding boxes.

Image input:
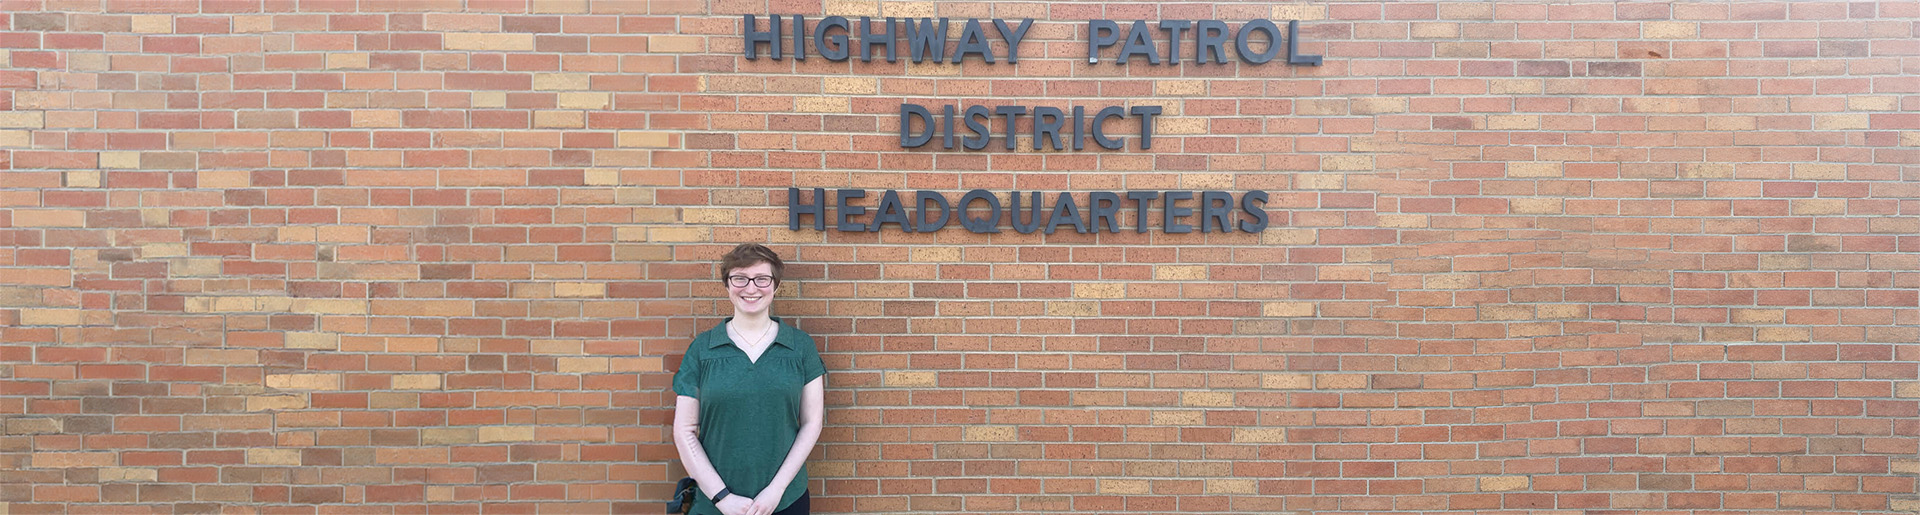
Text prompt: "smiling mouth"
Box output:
[[739, 294, 765, 302]]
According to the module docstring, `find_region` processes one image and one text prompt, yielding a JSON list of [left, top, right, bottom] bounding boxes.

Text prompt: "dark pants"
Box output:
[[772, 491, 810, 515]]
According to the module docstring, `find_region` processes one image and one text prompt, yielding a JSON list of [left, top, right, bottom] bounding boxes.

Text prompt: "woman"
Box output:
[[673, 243, 826, 515]]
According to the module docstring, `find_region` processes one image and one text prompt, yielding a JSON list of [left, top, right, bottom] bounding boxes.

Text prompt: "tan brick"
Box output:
[[1263, 373, 1312, 389], [186, 349, 257, 365], [826, 0, 880, 16], [1758, 255, 1810, 271], [530, 0, 587, 12], [0, 111, 45, 128], [557, 357, 608, 373], [423, 428, 476, 445], [0, 129, 30, 146], [1680, 163, 1735, 179], [893, 247, 959, 264], [554, 282, 605, 298], [584, 169, 619, 185], [648, 227, 708, 242], [444, 33, 534, 51], [1179, 173, 1234, 189], [392, 374, 442, 390], [823, 77, 876, 95], [1182, 391, 1233, 407], [1316, 374, 1367, 389], [1537, 304, 1583, 319], [370, 392, 416, 409], [478, 426, 535, 443], [59, 171, 98, 189], [1073, 283, 1124, 299], [99, 151, 140, 169], [266, 373, 340, 391], [614, 227, 648, 241], [681, 208, 735, 224], [1410, 22, 1460, 38], [809, 461, 854, 477], [14, 210, 85, 227], [326, 53, 370, 69], [1642, 21, 1696, 39], [873, 1, 933, 16], [169, 258, 220, 277], [247, 395, 307, 412], [533, 73, 589, 91], [1147, 117, 1200, 135], [1732, 309, 1785, 324], [1155, 265, 1207, 281], [372, 300, 472, 317], [1757, 327, 1808, 342], [1150, 411, 1203, 426], [962, 426, 1015, 442], [795, 96, 850, 113], [286, 332, 338, 350], [1233, 428, 1287, 443], [1263, 228, 1315, 245], [131, 15, 172, 33], [1481, 476, 1528, 491], [1206, 478, 1257, 494], [22, 309, 85, 325], [1263, 302, 1314, 317], [351, 110, 401, 128], [618, 131, 672, 148], [471, 91, 507, 108], [292, 299, 369, 315], [884, 371, 936, 387], [1792, 163, 1845, 180], [1046, 301, 1098, 317], [1487, 115, 1539, 130], [1274, 4, 1328, 20], [33, 452, 116, 468], [246, 449, 301, 465], [1099, 479, 1150, 495], [1490, 79, 1541, 95], [1813, 114, 1868, 130], [904, 60, 963, 77], [1425, 274, 1477, 289], [557, 92, 609, 110], [1510, 198, 1563, 214], [1321, 155, 1372, 171], [1848, 96, 1897, 111], [6, 418, 60, 435], [1790, 199, 1845, 216], [530, 110, 580, 128], [1155, 80, 1206, 96], [648, 35, 704, 53], [98, 468, 158, 482]]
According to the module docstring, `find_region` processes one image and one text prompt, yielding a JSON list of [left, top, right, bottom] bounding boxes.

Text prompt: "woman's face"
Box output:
[[725, 262, 777, 316]]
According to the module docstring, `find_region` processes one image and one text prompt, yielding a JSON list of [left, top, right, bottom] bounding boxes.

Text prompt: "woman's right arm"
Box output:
[[674, 395, 750, 515]]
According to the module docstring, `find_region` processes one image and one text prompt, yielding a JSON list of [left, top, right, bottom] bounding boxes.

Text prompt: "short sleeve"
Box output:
[[799, 332, 826, 383], [671, 336, 702, 398]]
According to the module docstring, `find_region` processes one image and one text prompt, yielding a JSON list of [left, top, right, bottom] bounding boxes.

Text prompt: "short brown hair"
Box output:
[[719, 243, 784, 285]]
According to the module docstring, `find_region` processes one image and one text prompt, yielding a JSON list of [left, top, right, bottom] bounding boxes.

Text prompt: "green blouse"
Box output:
[[673, 318, 825, 515]]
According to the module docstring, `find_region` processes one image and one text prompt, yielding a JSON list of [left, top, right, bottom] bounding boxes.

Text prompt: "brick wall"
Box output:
[[3, 0, 1919, 513]]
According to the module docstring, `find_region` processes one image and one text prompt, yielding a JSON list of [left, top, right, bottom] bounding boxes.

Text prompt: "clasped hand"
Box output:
[[716, 491, 781, 515]]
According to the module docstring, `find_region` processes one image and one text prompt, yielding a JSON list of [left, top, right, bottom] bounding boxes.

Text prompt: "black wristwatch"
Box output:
[[709, 486, 731, 504]]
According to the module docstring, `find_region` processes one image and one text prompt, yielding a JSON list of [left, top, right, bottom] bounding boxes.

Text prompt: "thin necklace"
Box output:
[[729, 319, 775, 349]]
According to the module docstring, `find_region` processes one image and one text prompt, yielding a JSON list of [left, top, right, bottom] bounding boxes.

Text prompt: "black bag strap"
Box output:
[[668, 477, 698, 513]]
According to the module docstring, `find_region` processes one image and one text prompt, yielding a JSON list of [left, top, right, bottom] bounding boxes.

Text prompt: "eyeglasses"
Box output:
[[727, 275, 776, 288]]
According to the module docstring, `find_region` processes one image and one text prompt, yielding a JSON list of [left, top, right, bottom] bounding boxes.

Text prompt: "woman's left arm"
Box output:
[[747, 375, 825, 515]]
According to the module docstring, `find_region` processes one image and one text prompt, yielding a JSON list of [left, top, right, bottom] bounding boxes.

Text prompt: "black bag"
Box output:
[[668, 477, 698, 513]]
